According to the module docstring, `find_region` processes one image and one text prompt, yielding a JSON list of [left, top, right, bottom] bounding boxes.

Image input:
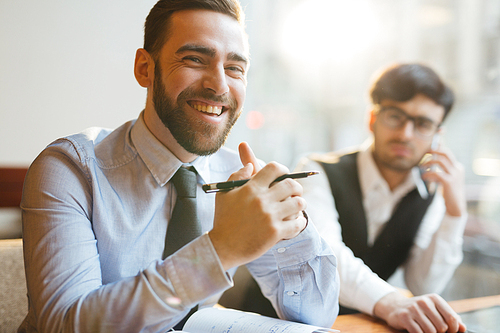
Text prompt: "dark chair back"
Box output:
[[0, 167, 28, 208]]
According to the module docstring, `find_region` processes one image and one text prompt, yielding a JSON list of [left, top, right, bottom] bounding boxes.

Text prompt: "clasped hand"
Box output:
[[208, 142, 307, 271], [420, 145, 466, 217], [374, 292, 467, 333]]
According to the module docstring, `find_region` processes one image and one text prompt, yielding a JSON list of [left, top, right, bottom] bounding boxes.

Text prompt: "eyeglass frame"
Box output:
[[373, 105, 442, 138]]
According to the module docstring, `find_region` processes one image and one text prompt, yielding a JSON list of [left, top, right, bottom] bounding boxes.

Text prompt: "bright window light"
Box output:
[[280, 0, 381, 65], [473, 158, 500, 177]]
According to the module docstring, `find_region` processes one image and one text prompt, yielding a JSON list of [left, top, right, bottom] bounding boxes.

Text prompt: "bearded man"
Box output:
[[19, 1, 339, 331]]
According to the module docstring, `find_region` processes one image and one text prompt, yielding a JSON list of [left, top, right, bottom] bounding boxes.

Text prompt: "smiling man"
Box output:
[[19, 1, 339, 332], [296, 63, 468, 333]]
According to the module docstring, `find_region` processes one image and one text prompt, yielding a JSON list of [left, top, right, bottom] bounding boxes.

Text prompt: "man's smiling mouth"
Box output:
[[190, 102, 224, 116]]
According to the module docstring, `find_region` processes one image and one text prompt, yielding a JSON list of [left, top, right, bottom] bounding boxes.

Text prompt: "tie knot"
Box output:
[[172, 167, 197, 198]]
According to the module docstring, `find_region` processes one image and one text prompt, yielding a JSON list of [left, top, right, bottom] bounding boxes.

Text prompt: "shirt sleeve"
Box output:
[[245, 219, 340, 328], [402, 193, 467, 295], [21, 141, 232, 333], [294, 157, 396, 316]]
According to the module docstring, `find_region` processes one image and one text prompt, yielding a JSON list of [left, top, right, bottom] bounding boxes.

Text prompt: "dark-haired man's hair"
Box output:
[[369, 63, 455, 120], [144, 0, 245, 59]]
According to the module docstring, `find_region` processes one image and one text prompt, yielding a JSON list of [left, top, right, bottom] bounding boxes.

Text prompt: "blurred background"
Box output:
[[1, 0, 499, 301]]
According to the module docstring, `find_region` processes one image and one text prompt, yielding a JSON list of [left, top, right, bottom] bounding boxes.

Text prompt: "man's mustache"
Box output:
[[178, 88, 237, 110], [388, 140, 414, 151]]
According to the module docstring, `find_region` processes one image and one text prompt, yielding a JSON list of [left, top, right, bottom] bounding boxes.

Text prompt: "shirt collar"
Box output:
[[358, 138, 429, 199], [188, 155, 211, 185], [130, 112, 211, 186], [412, 167, 430, 199]]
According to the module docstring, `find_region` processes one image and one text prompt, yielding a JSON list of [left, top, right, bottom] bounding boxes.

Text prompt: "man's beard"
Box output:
[[373, 140, 422, 173], [152, 64, 240, 156]]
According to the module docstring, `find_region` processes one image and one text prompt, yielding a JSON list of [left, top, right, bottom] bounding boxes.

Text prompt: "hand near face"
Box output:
[[208, 142, 307, 271], [420, 145, 467, 217], [374, 291, 467, 333], [238, 141, 262, 175]]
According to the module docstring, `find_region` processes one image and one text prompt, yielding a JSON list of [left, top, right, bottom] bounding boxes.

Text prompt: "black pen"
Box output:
[[202, 171, 319, 193]]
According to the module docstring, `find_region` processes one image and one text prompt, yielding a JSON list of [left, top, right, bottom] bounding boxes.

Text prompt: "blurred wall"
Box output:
[[0, 1, 157, 166], [1, 0, 500, 194]]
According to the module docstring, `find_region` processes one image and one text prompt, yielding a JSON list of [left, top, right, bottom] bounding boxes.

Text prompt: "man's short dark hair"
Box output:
[[144, 0, 245, 59], [369, 63, 455, 120]]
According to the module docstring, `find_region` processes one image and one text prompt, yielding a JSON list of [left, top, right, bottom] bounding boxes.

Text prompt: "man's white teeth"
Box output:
[[193, 104, 222, 116]]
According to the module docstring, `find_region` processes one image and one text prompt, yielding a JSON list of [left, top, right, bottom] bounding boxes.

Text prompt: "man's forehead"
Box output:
[[379, 95, 445, 120], [166, 9, 249, 59]]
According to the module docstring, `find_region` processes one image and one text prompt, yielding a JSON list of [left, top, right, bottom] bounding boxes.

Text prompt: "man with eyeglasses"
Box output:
[[295, 63, 467, 333]]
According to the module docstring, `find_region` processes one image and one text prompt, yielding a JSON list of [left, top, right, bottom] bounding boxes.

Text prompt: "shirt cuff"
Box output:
[[160, 233, 232, 307], [356, 279, 396, 316], [438, 213, 468, 242], [271, 220, 332, 267]]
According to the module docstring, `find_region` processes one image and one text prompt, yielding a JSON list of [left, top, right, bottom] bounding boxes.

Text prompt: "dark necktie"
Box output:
[[163, 166, 202, 259]]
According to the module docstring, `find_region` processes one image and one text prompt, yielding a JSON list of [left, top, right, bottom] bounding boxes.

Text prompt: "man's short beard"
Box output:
[[152, 62, 240, 156], [373, 142, 422, 173], [378, 157, 416, 173]]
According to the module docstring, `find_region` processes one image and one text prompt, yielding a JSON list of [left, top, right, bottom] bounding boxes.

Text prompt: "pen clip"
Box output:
[[202, 183, 222, 193]]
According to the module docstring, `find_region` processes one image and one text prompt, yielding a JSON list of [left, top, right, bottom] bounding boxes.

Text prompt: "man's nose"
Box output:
[[399, 119, 416, 139], [203, 65, 229, 95]]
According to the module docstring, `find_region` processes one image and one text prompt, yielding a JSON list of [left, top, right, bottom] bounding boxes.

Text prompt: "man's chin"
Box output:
[[180, 133, 228, 156], [388, 159, 417, 172]]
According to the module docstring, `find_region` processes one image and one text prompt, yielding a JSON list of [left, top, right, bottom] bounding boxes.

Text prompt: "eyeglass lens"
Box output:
[[379, 107, 438, 137]]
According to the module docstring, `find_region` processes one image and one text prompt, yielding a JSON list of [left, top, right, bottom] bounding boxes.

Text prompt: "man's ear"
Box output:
[[134, 48, 154, 88], [368, 108, 377, 133]]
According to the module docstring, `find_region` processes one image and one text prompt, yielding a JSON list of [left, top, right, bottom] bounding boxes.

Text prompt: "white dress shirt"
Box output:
[[295, 139, 467, 315], [20, 113, 339, 332]]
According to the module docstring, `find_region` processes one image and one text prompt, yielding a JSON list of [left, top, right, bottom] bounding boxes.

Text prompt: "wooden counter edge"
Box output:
[[331, 294, 500, 332], [448, 294, 500, 314]]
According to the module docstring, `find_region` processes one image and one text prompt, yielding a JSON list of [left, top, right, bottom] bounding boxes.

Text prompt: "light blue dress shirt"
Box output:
[[20, 113, 339, 332]]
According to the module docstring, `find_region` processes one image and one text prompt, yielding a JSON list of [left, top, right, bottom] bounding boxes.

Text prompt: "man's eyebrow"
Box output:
[[176, 44, 248, 65], [176, 44, 216, 57], [385, 106, 438, 123], [228, 52, 249, 65]]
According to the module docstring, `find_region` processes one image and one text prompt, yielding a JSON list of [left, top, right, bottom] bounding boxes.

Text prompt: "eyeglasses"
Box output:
[[374, 106, 441, 138]]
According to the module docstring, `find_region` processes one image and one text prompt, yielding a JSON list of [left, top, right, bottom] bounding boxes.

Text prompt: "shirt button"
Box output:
[[287, 291, 295, 296], [277, 247, 286, 253]]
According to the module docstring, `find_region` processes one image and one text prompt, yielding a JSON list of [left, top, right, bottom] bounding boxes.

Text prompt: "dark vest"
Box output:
[[316, 152, 435, 282]]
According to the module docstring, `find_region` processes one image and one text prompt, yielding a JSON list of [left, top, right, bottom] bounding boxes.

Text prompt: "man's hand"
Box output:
[[421, 146, 466, 217], [238, 141, 261, 175], [208, 142, 307, 271], [374, 291, 467, 333]]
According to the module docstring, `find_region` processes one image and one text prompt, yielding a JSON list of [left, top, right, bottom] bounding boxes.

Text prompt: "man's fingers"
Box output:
[[239, 142, 261, 175], [278, 208, 308, 240], [411, 294, 465, 333], [247, 162, 290, 190], [278, 195, 306, 218], [430, 146, 457, 164], [433, 295, 465, 333], [270, 178, 304, 201], [225, 163, 254, 182], [413, 297, 449, 333]]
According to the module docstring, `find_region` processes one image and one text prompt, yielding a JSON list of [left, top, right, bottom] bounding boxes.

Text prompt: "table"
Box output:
[[331, 294, 500, 332]]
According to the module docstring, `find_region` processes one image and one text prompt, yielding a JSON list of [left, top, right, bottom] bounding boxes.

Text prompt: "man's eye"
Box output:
[[184, 57, 202, 64], [416, 119, 434, 130], [226, 66, 244, 74], [387, 111, 404, 120]]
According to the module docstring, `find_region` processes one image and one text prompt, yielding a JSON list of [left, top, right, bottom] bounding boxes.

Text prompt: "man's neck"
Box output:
[[143, 108, 198, 163], [378, 167, 410, 192], [371, 153, 411, 192]]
